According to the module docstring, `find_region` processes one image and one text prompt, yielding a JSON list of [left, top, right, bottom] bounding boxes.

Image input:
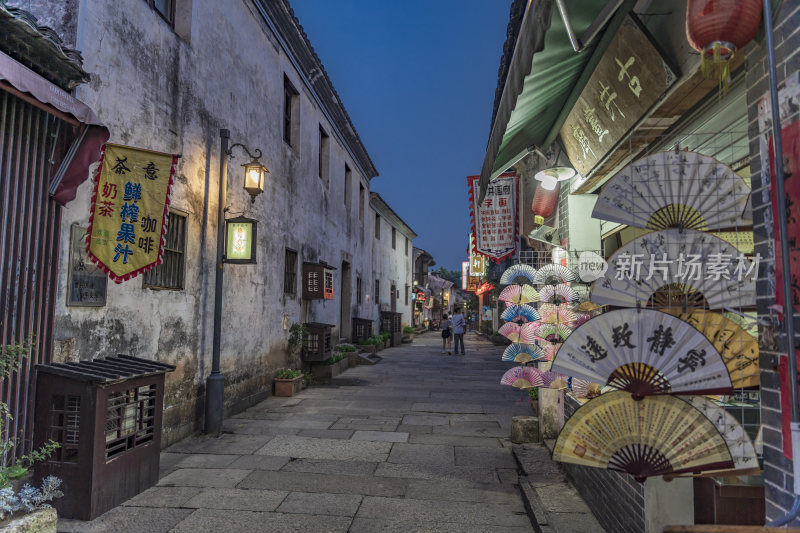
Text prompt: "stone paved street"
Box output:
[[58, 332, 535, 532]]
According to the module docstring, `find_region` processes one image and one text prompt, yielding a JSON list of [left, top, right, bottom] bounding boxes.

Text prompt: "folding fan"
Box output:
[[679, 396, 760, 475], [500, 264, 537, 285], [501, 366, 544, 389], [592, 150, 752, 231], [539, 303, 577, 326], [542, 343, 561, 361], [578, 301, 601, 313], [551, 308, 733, 396], [664, 309, 759, 388], [500, 304, 541, 323], [539, 284, 578, 304], [568, 377, 602, 399], [502, 343, 547, 364], [553, 391, 734, 481], [542, 371, 569, 389], [533, 264, 578, 285], [573, 312, 592, 327], [498, 322, 537, 344], [533, 323, 572, 343], [499, 284, 540, 305], [537, 360, 553, 372], [590, 229, 756, 309]]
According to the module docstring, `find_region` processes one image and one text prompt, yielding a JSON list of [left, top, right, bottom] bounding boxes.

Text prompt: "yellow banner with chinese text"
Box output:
[[87, 143, 177, 283]]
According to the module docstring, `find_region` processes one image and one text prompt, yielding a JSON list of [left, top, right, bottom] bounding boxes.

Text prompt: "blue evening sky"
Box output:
[[291, 0, 511, 271]]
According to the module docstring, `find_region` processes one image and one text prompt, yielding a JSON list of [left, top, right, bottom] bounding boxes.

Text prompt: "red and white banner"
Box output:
[[468, 173, 518, 262]]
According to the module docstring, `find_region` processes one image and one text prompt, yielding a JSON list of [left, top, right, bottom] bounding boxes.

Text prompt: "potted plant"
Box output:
[[379, 331, 391, 349], [273, 368, 305, 397], [402, 325, 414, 343], [528, 387, 539, 417], [308, 351, 349, 384], [0, 337, 63, 532]]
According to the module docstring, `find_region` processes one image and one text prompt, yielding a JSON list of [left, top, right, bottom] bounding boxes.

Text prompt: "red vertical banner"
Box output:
[[779, 354, 800, 459], [468, 173, 518, 262]]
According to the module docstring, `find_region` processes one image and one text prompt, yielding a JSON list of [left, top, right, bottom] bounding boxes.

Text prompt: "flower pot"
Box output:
[[0, 507, 57, 533], [274, 375, 304, 397]]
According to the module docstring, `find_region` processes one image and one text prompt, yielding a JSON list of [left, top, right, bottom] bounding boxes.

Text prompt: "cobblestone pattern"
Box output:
[[745, 0, 800, 525]]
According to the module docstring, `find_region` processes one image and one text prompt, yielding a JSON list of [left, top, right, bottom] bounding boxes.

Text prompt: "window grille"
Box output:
[[104, 385, 156, 460], [143, 211, 186, 290], [284, 249, 297, 295], [48, 395, 81, 463]]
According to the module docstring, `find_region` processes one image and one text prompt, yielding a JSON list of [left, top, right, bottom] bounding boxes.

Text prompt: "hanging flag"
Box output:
[[86, 143, 177, 283], [469, 173, 518, 262]]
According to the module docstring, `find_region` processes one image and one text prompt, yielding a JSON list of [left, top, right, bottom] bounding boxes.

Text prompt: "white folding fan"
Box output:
[[553, 391, 734, 481], [500, 264, 537, 285], [592, 150, 752, 231], [533, 264, 578, 285], [590, 228, 756, 310], [539, 284, 578, 304], [551, 308, 733, 397]]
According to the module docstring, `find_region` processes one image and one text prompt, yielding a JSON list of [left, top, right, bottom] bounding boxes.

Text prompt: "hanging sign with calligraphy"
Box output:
[[558, 15, 677, 176], [468, 173, 518, 262], [468, 233, 487, 276], [87, 143, 177, 283]]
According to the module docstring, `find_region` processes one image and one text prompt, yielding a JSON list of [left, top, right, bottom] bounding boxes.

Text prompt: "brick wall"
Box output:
[[561, 396, 646, 533], [745, 1, 800, 525]]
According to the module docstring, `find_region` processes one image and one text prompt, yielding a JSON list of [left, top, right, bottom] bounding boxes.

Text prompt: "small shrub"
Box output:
[[288, 323, 306, 351], [379, 332, 391, 342], [402, 326, 414, 335], [529, 388, 539, 402], [275, 368, 303, 380], [335, 343, 356, 352], [366, 335, 383, 347], [321, 352, 347, 366], [0, 476, 63, 520]]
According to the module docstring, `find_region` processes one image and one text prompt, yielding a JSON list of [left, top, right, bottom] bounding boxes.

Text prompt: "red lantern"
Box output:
[[532, 182, 559, 219], [686, 0, 762, 89]]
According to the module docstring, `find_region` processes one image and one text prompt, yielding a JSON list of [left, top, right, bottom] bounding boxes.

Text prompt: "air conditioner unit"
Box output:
[[527, 223, 559, 246]]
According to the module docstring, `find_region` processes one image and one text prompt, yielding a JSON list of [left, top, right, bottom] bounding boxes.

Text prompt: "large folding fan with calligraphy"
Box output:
[[590, 228, 756, 310], [500, 264, 537, 285], [664, 309, 759, 388], [551, 308, 733, 397], [552, 391, 735, 481], [592, 150, 752, 231]]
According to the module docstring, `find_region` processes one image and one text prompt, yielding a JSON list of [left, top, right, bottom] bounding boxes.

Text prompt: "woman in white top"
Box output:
[[440, 314, 452, 355]]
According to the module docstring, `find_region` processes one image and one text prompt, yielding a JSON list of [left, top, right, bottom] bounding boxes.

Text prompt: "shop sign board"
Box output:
[[468, 233, 487, 275], [67, 225, 107, 306], [462, 261, 469, 290], [558, 16, 677, 176], [468, 173, 518, 262]]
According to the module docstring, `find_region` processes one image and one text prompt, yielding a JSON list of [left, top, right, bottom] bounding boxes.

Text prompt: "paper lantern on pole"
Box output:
[[686, 0, 762, 91]]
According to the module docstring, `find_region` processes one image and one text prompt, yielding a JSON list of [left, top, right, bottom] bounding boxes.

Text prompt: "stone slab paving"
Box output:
[[58, 333, 538, 532]]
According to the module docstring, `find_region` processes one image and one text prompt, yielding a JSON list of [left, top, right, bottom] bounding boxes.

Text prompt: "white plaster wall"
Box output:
[[567, 193, 601, 253], [369, 209, 415, 328], [49, 0, 381, 442]]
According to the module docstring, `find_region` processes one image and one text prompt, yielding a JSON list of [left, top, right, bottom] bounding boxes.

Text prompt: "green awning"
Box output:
[[479, 0, 629, 201]]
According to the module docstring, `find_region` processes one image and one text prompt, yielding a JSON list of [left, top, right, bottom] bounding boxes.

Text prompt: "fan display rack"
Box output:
[[548, 147, 759, 480]]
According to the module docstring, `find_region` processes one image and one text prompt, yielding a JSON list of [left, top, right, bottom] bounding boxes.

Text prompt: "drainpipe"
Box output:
[[763, 0, 800, 525]]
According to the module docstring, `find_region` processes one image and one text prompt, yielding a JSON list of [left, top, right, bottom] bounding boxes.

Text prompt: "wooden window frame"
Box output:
[[392, 228, 396, 250], [375, 214, 381, 240], [283, 76, 299, 148], [145, 0, 175, 27], [319, 126, 330, 183], [143, 210, 187, 290], [356, 275, 362, 305], [284, 248, 298, 296]]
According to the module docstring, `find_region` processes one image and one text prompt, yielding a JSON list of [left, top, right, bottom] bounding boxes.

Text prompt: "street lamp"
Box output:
[[205, 129, 266, 436]]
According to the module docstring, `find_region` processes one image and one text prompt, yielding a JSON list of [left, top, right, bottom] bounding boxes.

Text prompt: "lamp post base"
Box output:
[[204, 373, 225, 435]]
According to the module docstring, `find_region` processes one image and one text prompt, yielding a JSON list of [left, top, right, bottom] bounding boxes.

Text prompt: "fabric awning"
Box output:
[[479, 0, 625, 202], [0, 51, 109, 205]]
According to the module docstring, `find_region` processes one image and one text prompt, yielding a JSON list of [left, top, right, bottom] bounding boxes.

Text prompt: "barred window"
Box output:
[[356, 276, 362, 305], [284, 248, 298, 295], [143, 211, 186, 290], [375, 279, 380, 306]]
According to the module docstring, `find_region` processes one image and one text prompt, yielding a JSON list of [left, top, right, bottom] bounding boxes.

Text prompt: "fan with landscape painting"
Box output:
[[552, 391, 735, 481], [592, 149, 752, 231]]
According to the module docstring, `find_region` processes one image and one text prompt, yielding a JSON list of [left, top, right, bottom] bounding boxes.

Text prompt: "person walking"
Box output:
[[441, 313, 452, 355], [451, 307, 466, 355]]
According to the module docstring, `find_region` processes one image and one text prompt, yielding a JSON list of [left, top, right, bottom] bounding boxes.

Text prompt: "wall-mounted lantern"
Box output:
[[224, 216, 258, 264], [242, 158, 268, 202]]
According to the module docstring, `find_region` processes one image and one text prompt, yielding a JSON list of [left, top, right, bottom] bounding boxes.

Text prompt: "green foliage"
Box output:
[[529, 388, 539, 402], [288, 323, 306, 351], [366, 335, 383, 347], [275, 368, 303, 380], [402, 326, 415, 335], [321, 352, 347, 366], [379, 332, 391, 342], [0, 337, 60, 489], [479, 321, 492, 335], [432, 267, 461, 286], [335, 343, 356, 352]]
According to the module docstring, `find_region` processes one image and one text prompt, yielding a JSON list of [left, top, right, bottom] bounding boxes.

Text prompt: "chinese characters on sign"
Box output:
[[87, 144, 177, 283], [468, 174, 518, 262], [559, 16, 677, 175], [68, 224, 107, 306], [612, 252, 760, 282]]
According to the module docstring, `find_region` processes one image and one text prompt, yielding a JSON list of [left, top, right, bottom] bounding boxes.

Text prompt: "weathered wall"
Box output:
[[745, 0, 800, 524], [30, 0, 381, 445], [370, 205, 415, 327]]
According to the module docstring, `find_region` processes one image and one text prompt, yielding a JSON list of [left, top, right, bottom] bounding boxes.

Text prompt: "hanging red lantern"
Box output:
[[686, 0, 762, 91], [532, 182, 559, 219]]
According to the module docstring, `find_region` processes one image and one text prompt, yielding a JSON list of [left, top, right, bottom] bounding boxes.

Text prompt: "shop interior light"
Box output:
[[534, 166, 575, 190]]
